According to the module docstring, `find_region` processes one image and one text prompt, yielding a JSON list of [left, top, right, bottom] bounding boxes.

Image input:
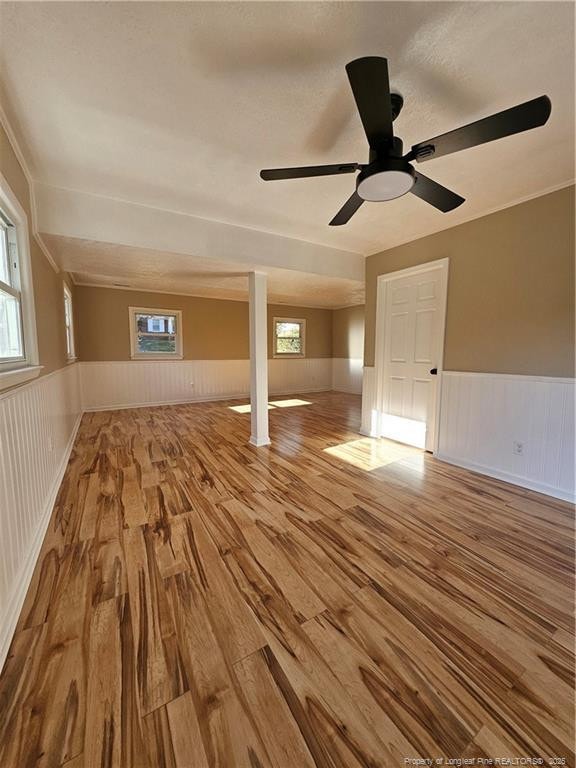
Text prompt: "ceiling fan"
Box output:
[[259, 57, 551, 225]]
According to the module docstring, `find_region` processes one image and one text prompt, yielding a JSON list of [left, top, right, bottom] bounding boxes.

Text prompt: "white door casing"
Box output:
[[374, 258, 448, 452]]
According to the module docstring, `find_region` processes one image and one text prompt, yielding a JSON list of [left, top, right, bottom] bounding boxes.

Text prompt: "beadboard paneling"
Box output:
[[437, 372, 575, 501], [80, 359, 334, 410], [360, 367, 575, 500], [0, 363, 82, 670], [332, 358, 363, 395], [269, 357, 332, 397]]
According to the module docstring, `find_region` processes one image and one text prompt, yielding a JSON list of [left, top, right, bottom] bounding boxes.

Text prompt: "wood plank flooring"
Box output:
[[0, 391, 573, 767]]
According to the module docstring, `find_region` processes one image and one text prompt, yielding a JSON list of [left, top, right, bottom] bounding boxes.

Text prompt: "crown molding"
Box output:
[[0, 104, 60, 273]]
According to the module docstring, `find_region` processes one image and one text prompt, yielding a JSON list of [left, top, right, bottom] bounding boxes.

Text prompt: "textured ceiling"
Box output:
[[0, 1, 574, 259], [43, 235, 365, 308]]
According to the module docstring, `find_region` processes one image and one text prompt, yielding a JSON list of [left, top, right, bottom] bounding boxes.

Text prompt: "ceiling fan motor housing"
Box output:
[[390, 92, 404, 121]]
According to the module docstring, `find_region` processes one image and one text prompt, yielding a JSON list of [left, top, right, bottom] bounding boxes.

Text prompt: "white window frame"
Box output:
[[63, 283, 76, 361], [0, 172, 41, 391], [273, 317, 306, 359], [129, 306, 183, 360]]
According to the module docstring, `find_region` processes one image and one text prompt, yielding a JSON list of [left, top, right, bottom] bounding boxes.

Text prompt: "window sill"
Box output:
[[130, 356, 184, 361], [0, 365, 43, 392], [272, 354, 306, 359]]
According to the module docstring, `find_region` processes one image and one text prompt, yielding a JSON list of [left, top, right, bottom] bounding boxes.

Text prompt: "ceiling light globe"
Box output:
[[357, 169, 415, 202]]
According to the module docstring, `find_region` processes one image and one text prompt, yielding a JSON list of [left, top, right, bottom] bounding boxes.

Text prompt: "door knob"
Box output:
[[430, 367, 438, 375]]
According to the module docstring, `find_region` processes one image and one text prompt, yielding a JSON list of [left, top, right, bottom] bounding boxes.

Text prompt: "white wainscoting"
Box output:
[[0, 363, 82, 670], [361, 367, 575, 501], [332, 358, 363, 395], [437, 372, 575, 502], [80, 358, 334, 411]]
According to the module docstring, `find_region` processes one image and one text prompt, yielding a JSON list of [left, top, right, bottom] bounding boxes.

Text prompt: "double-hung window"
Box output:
[[273, 317, 306, 358], [63, 284, 75, 360], [0, 174, 39, 390], [0, 213, 23, 364], [129, 307, 183, 359]]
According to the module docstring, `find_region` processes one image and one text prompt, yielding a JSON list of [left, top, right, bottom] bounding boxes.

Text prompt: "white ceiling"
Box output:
[[0, 1, 574, 300], [42, 234, 365, 308]]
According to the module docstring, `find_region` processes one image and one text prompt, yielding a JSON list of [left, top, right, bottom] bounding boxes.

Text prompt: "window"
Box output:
[[63, 284, 75, 360], [273, 317, 306, 358], [129, 307, 183, 359], [0, 173, 39, 390], [0, 214, 23, 363]]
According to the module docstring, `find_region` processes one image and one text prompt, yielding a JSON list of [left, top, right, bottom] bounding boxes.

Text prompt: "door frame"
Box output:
[[373, 257, 449, 453]]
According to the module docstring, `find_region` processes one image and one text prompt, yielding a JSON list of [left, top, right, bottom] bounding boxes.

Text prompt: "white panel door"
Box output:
[[380, 266, 445, 450]]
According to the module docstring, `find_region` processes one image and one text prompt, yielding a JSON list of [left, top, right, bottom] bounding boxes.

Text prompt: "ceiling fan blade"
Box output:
[[411, 172, 465, 212], [260, 163, 358, 181], [410, 95, 551, 162], [346, 57, 394, 150], [329, 191, 364, 226]]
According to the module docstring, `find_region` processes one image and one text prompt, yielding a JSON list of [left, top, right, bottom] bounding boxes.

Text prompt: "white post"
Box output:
[[249, 271, 270, 447]]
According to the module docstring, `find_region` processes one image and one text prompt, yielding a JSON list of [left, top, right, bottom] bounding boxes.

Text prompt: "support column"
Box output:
[[248, 271, 270, 447]]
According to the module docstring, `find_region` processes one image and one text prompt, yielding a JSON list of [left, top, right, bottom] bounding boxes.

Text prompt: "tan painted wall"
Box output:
[[1, 123, 75, 376], [332, 305, 365, 359], [365, 186, 575, 377], [75, 285, 333, 360]]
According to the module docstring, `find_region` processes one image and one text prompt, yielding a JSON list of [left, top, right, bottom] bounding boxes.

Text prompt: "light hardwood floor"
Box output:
[[0, 392, 573, 767]]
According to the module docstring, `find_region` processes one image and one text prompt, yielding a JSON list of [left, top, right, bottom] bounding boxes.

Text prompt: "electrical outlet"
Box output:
[[190, 381, 195, 389], [512, 441, 524, 456]]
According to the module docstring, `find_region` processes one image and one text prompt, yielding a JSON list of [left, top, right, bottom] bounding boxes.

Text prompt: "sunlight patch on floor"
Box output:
[[269, 399, 312, 408], [228, 404, 275, 414], [324, 437, 421, 471], [229, 399, 312, 414]]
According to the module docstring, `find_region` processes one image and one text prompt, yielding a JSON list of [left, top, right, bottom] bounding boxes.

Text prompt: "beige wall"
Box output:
[[1, 124, 75, 376], [365, 186, 575, 377], [75, 285, 334, 360], [332, 305, 365, 359]]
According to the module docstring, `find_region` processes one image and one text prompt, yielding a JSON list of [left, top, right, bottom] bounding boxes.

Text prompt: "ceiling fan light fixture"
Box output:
[[357, 168, 415, 201]]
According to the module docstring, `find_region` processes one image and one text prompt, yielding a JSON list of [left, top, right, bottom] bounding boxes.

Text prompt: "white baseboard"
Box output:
[[249, 436, 272, 447], [0, 409, 82, 672], [332, 384, 362, 394], [436, 452, 575, 503]]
